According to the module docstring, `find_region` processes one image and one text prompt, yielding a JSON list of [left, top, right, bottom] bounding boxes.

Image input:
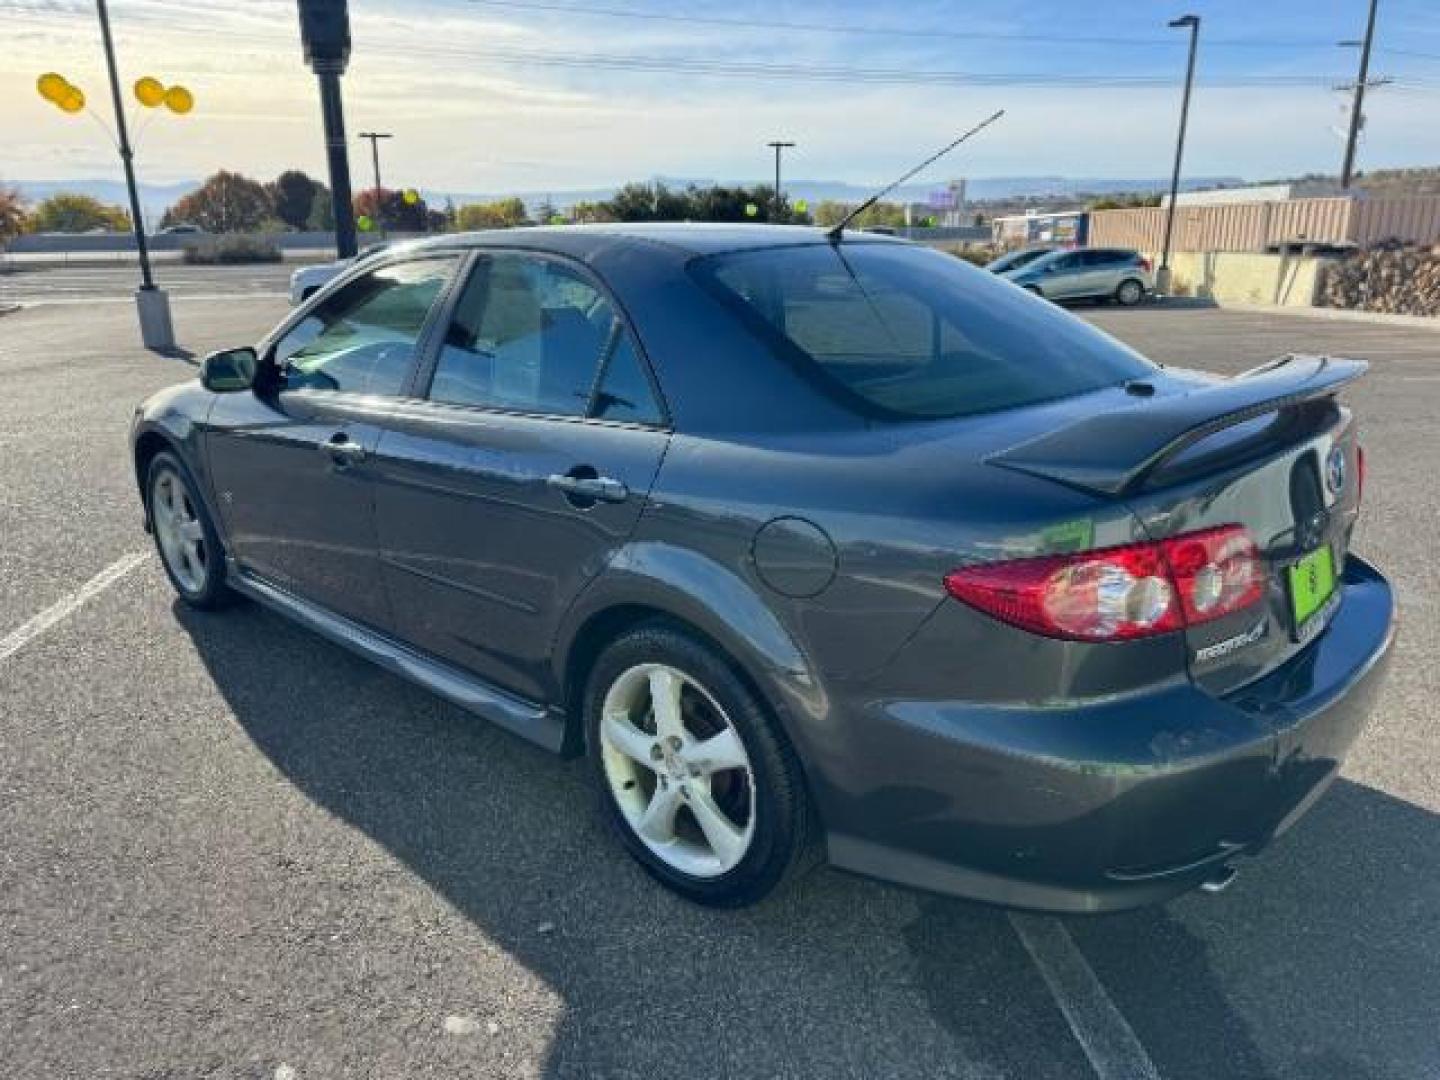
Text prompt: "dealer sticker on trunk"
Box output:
[[1289, 545, 1339, 644]]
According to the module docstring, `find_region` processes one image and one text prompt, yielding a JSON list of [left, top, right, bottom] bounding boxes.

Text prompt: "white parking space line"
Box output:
[[0, 552, 151, 663], [1009, 913, 1163, 1080]]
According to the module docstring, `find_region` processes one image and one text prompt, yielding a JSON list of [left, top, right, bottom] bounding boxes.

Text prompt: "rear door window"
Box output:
[[428, 254, 663, 423], [695, 242, 1153, 420]]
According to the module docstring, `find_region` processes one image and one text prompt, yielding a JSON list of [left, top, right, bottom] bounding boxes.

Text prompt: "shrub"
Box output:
[[182, 235, 282, 264]]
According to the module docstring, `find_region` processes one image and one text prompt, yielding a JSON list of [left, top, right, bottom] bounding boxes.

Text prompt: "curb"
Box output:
[[1219, 303, 1440, 331]]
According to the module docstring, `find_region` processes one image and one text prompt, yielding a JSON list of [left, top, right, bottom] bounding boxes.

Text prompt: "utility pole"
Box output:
[[358, 130, 392, 215], [767, 140, 795, 219], [1340, 0, 1381, 188], [96, 0, 173, 348], [1159, 14, 1200, 296], [298, 0, 358, 258], [359, 132, 390, 197]]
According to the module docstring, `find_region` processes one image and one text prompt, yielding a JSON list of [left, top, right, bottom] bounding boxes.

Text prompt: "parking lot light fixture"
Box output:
[[1158, 13, 1200, 297]]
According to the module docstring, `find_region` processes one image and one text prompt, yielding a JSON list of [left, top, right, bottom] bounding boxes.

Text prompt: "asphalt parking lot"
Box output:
[[0, 261, 295, 305], [1, 271, 1437, 1079]]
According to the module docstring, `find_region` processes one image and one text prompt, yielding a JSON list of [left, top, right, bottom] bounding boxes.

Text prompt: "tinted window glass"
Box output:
[[430, 254, 657, 420], [274, 258, 457, 396], [592, 334, 662, 424], [695, 243, 1153, 420]]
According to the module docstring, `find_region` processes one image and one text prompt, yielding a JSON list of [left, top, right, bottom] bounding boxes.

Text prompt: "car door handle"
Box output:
[[321, 432, 366, 465], [546, 472, 629, 504]]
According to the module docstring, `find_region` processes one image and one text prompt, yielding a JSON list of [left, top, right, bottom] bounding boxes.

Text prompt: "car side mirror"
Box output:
[[200, 346, 258, 392]]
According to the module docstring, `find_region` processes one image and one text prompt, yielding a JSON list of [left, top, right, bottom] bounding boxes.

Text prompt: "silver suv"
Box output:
[[1003, 247, 1153, 305]]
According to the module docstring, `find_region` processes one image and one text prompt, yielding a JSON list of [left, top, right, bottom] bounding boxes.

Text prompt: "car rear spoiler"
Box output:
[[987, 355, 1367, 497]]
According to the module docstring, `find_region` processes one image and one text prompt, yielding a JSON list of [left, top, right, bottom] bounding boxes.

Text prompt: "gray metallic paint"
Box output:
[[131, 224, 1396, 912]]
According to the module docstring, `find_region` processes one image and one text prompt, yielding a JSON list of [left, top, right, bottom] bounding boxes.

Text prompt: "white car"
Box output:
[[288, 242, 395, 305]]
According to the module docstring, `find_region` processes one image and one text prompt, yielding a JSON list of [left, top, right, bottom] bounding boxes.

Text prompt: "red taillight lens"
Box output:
[[1157, 525, 1263, 626], [1138, 256, 1152, 272], [944, 525, 1263, 642]]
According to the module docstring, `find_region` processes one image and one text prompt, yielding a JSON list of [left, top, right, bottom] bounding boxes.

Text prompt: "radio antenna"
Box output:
[[827, 108, 1005, 242]]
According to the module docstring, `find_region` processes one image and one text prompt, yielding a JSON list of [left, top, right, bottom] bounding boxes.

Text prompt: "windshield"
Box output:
[[692, 242, 1154, 421], [987, 248, 1051, 273]]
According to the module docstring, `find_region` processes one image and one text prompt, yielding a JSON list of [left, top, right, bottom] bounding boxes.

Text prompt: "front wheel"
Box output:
[[585, 623, 816, 907], [1115, 278, 1145, 306], [146, 451, 234, 610]]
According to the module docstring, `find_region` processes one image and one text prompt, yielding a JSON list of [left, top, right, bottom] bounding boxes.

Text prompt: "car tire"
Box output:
[[584, 621, 817, 907], [1115, 278, 1145, 306], [145, 451, 235, 610]]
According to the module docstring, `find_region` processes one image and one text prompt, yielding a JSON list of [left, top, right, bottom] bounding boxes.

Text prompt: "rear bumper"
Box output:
[[819, 555, 1396, 914]]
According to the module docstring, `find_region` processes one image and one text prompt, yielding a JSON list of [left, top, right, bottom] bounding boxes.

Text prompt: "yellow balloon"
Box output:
[[59, 87, 86, 114], [402, 188, 419, 205], [37, 72, 70, 104], [163, 85, 194, 115], [134, 76, 165, 108]]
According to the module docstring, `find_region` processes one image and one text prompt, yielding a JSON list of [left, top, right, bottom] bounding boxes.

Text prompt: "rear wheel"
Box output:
[[1115, 278, 1145, 306], [146, 451, 234, 610], [585, 622, 815, 907]]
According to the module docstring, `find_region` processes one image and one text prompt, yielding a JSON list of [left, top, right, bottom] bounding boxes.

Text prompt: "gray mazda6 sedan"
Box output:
[[131, 224, 1395, 912]]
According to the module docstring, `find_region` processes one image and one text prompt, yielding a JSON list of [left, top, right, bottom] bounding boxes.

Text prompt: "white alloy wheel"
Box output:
[[599, 662, 757, 878], [151, 466, 208, 595]]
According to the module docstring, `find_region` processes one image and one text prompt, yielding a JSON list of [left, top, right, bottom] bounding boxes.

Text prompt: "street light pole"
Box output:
[[96, 0, 172, 348], [1158, 14, 1200, 295], [767, 140, 795, 218], [1340, 0, 1380, 188], [299, 0, 358, 258]]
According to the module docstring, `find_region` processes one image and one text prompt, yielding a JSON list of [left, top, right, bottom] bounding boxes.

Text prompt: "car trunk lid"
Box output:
[[987, 355, 1366, 694]]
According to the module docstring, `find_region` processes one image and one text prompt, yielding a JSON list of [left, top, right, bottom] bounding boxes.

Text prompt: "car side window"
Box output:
[[429, 254, 661, 423], [272, 257, 458, 396], [1050, 253, 1080, 271]]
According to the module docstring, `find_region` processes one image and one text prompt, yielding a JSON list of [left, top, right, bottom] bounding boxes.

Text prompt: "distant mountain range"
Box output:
[[13, 174, 1244, 216]]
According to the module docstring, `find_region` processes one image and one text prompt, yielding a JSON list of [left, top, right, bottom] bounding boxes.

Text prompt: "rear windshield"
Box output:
[[692, 242, 1154, 420]]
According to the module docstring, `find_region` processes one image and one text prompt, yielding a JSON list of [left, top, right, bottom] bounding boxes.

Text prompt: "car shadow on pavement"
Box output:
[[176, 600, 1436, 1080]]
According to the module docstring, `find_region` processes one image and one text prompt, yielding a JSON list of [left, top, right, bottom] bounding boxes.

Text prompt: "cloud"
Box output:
[[3, 0, 1434, 190]]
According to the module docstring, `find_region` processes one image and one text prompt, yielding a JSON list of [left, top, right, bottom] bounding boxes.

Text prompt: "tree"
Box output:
[[812, 199, 905, 229], [570, 200, 614, 224], [306, 186, 334, 231], [353, 187, 432, 232], [0, 185, 27, 243], [266, 170, 324, 231], [454, 197, 528, 231], [530, 197, 561, 225], [28, 192, 131, 233], [164, 171, 273, 233]]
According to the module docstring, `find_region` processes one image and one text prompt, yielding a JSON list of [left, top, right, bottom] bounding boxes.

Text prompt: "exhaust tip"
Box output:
[[1199, 866, 1238, 894]]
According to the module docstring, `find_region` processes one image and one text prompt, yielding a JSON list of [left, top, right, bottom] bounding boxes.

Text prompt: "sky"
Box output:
[[3, 0, 1438, 195]]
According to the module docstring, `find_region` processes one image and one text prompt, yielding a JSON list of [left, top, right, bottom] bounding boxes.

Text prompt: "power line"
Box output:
[[457, 0, 1345, 50], [4, 8, 1420, 91]]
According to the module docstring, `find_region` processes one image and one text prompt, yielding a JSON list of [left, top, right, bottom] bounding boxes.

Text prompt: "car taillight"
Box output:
[[1137, 256, 1152, 272], [1157, 526, 1263, 626], [944, 525, 1263, 641]]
